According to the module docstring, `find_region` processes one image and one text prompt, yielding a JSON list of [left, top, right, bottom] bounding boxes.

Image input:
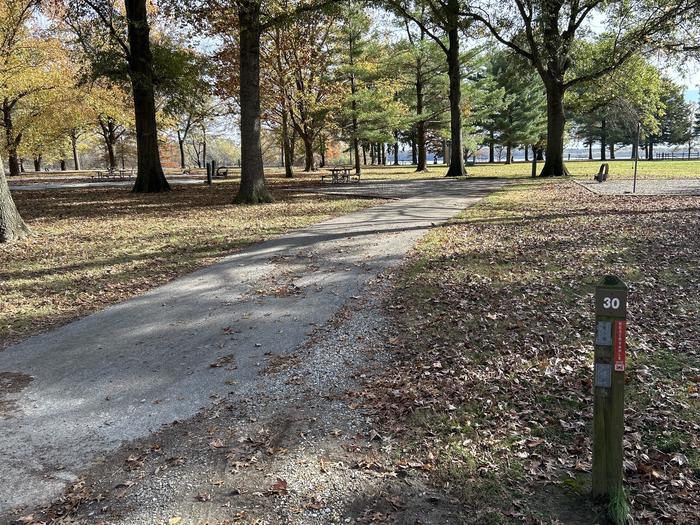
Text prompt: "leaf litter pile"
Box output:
[[361, 181, 699, 523]]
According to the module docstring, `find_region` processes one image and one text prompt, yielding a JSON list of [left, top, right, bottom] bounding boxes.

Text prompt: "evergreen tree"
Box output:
[[648, 80, 693, 159], [569, 53, 664, 160], [394, 20, 450, 171], [659, 84, 693, 146], [473, 51, 546, 163], [333, 6, 409, 174]]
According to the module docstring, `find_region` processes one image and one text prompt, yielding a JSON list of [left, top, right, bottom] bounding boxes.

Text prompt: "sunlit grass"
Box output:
[[10, 159, 699, 185]]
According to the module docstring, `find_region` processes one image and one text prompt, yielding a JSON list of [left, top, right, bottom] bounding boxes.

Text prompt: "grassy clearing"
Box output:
[[367, 180, 700, 523], [342, 160, 700, 180], [8, 159, 700, 185], [1, 182, 381, 349], [316, 160, 700, 180]]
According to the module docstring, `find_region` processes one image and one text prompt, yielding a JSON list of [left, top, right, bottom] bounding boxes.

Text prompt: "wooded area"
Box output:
[[1, 0, 699, 240], [2, 2, 700, 523]]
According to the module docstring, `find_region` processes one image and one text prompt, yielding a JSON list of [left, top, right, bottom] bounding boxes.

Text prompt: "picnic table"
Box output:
[[93, 168, 133, 180], [320, 166, 360, 183]]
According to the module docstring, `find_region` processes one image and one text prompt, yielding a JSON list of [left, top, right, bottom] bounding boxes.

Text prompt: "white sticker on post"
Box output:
[[594, 363, 612, 388], [596, 321, 612, 346]]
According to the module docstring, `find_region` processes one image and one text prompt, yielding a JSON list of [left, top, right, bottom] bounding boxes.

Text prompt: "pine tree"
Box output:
[[333, 6, 409, 174], [691, 106, 700, 141], [474, 51, 546, 163]]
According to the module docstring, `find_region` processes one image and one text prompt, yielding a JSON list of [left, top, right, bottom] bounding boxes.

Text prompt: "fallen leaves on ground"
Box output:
[[266, 478, 288, 496], [360, 180, 699, 523]]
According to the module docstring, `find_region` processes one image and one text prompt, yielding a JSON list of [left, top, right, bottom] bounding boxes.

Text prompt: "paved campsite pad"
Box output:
[[577, 178, 700, 196], [0, 178, 504, 522], [13, 288, 466, 525]]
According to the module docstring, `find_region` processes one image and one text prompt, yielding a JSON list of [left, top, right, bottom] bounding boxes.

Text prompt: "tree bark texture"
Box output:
[[0, 154, 30, 243], [125, 0, 170, 193], [539, 80, 570, 177], [234, 0, 272, 204], [445, 22, 466, 177]]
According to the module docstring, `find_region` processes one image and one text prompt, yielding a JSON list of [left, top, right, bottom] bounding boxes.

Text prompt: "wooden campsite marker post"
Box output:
[[592, 275, 628, 499]]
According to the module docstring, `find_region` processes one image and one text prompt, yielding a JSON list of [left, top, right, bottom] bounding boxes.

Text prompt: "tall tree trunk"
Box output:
[[416, 129, 427, 173], [600, 118, 607, 161], [524, 145, 529, 162], [648, 139, 654, 160], [539, 79, 569, 177], [588, 141, 593, 160], [488, 131, 495, 163], [349, 35, 361, 176], [281, 109, 293, 178], [393, 138, 399, 166], [125, 0, 170, 193], [107, 129, 117, 168], [361, 143, 367, 165], [6, 144, 20, 177], [71, 130, 81, 170], [290, 128, 296, 166], [505, 142, 512, 164], [202, 126, 207, 166], [60, 158, 66, 171], [353, 137, 360, 174], [100, 119, 118, 168], [381, 142, 386, 165], [415, 73, 427, 171], [302, 134, 315, 172], [0, 154, 29, 243], [2, 101, 21, 177], [609, 142, 615, 160], [319, 136, 326, 168], [33, 156, 41, 172], [350, 113, 360, 174], [177, 131, 186, 169], [445, 20, 466, 177], [234, 0, 271, 203]]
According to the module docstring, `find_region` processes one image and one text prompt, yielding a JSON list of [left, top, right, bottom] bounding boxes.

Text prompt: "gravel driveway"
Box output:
[[0, 178, 504, 524], [576, 178, 700, 196]]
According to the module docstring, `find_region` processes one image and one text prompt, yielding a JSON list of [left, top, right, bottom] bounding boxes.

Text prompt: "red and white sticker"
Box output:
[[614, 320, 626, 371]]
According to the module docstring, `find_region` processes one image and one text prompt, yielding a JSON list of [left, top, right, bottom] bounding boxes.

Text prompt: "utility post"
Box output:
[[205, 162, 213, 185], [592, 275, 628, 499], [633, 122, 640, 194]]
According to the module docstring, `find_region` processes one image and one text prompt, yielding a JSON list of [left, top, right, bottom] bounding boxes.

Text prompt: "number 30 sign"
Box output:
[[595, 289, 627, 317]]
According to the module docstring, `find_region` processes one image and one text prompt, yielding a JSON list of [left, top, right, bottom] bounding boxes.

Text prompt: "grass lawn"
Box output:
[[367, 180, 700, 523], [0, 182, 381, 349], [9, 159, 700, 186], [288, 160, 700, 180], [341, 160, 700, 180]]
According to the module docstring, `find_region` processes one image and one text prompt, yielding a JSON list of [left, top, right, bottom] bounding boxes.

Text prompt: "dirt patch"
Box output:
[[0, 372, 33, 418]]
